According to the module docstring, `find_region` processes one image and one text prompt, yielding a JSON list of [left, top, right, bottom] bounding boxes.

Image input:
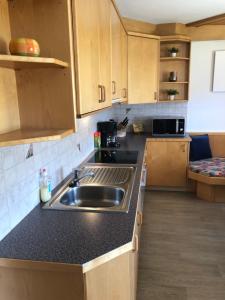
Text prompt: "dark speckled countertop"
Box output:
[[0, 134, 148, 265]]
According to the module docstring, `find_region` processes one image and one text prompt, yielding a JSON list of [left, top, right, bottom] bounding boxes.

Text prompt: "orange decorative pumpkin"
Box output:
[[9, 38, 40, 57]]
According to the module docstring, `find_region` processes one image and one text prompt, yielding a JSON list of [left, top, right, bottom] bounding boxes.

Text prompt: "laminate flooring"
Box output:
[[137, 191, 225, 300]]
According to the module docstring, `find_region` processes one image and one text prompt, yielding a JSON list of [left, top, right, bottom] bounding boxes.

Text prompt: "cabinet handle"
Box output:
[[137, 211, 143, 226], [112, 81, 116, 95], [98, 85, 106, 103], [98, 85, 103, 103], [154, 92, 158, 101], [122, 88, 127, 98], [103, 85, 106, 102], [133, 234, 139, 252]]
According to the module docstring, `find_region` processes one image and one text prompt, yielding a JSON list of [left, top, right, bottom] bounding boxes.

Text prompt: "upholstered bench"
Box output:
[[188, 134, 225, 202], [188, 158, 225, 202]]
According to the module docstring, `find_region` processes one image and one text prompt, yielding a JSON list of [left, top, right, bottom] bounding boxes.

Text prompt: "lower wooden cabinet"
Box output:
[[130, 200, 143, 299], [85, 251, 134, 300], [86, 192, 144, 300], [146, 138, 191, 187]]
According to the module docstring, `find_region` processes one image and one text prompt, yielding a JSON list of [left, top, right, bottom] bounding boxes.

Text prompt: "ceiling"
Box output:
[[115, 0, 225, 24]]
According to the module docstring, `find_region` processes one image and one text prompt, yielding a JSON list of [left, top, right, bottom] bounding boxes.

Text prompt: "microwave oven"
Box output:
[[152, 117, 185, 137]]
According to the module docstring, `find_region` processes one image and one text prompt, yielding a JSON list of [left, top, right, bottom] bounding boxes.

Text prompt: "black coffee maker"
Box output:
[[97, 120, 120, 148]]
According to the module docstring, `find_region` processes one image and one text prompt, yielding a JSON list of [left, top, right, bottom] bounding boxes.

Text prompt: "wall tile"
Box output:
[[0, 107, 114, 241], [114, 102, 187, 132]]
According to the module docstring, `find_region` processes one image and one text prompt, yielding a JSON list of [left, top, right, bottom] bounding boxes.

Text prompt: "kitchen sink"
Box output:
[[60, 186, 125, 208], [43, 166, 136, 213]]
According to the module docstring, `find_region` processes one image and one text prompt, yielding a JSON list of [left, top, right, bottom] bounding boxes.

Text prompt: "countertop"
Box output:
[[0, 134, 148, 266], [147, 135, 191, 142]]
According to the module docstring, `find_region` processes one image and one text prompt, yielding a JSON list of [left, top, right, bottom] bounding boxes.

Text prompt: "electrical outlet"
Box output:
[[77, 143, 81, 152]]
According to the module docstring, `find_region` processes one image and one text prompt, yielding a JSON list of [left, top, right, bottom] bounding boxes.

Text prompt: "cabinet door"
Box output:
[[73, 0, 111, 115], [73, 0, 100, 115], [128, 35, 159, 104], [121, 25, 128, 102], [129, 192, 143, 300], [111, 4, 122, 100], [98, 0, 112, 109], [85, 252, 133, 300], [146, 141, 189, 187]]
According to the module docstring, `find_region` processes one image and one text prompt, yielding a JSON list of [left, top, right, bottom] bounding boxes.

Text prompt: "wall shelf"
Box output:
[[0, 55, 68, 70], [159, 100, 188, 103], [160, 57, 190, 61], [0, 129, 74, 147], [160, 81, 189, 84]]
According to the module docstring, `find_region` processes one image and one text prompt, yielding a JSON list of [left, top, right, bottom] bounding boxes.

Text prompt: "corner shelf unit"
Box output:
[[159, 35, 191, 103], [0, 0, 76, 147]]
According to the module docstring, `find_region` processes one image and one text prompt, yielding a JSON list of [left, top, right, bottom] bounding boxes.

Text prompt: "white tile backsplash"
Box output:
[[0, 107, 115, 241], [0, 102, 187, 241], [114, 102, 188, 132]]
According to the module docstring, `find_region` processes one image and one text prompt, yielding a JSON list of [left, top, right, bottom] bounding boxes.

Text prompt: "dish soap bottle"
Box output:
[[40, 168, 51, 202], [94, 131, 101, 149]]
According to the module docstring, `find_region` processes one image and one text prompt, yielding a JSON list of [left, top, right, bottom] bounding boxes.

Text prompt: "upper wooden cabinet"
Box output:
[[128, 33, 160, 104], [121, 27, 128, 102], [73, 0, 112, 116], [111, 4, 128, 102]]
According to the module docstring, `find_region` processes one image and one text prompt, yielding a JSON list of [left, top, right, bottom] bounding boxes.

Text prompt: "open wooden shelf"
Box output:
[[160, 81, 189, 84], [0, 55, 69, 70], [0, 0, 76, 147], [0, 129, 74, 147], [160, 57, 190, 61], [160, 35, 191, 43], [159, 100, 188, 103]]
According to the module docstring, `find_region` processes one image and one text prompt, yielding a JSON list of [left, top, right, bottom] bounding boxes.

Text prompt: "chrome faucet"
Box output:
[[69, 169, 95, 187]]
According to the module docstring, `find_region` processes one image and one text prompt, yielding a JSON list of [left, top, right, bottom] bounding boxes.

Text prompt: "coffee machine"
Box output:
[[97, 121, 120, 148]]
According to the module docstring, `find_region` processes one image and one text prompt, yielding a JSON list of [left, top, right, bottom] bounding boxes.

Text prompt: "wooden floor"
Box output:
[[137, 191, 225, 300]]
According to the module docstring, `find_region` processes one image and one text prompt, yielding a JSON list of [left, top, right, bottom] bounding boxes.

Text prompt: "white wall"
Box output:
[[187, 40, 225, 132]]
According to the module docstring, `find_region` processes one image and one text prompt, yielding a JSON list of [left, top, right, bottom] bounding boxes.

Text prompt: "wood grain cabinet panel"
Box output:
[[85, 189, 144, 300], [121, 25, 128, 102], [111, 4, 122, 100], [85, 252, 133, 300], [111, 4, 128, 102], [73, 0, 112, 116], [146, 140, 190, 187], [128, 34, 159, 104]]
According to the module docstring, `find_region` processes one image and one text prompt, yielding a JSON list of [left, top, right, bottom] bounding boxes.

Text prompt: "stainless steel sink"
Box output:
[[60, 186, 125, 208], [43, 166, 136, 213]]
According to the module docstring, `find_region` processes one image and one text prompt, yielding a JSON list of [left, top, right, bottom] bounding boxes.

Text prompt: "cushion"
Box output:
[[190, 135, 212, 161], [189, 158, 225, 177]]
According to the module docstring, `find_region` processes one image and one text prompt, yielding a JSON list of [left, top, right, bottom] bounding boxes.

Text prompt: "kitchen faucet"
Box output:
[[69, 169, 95, 187]]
